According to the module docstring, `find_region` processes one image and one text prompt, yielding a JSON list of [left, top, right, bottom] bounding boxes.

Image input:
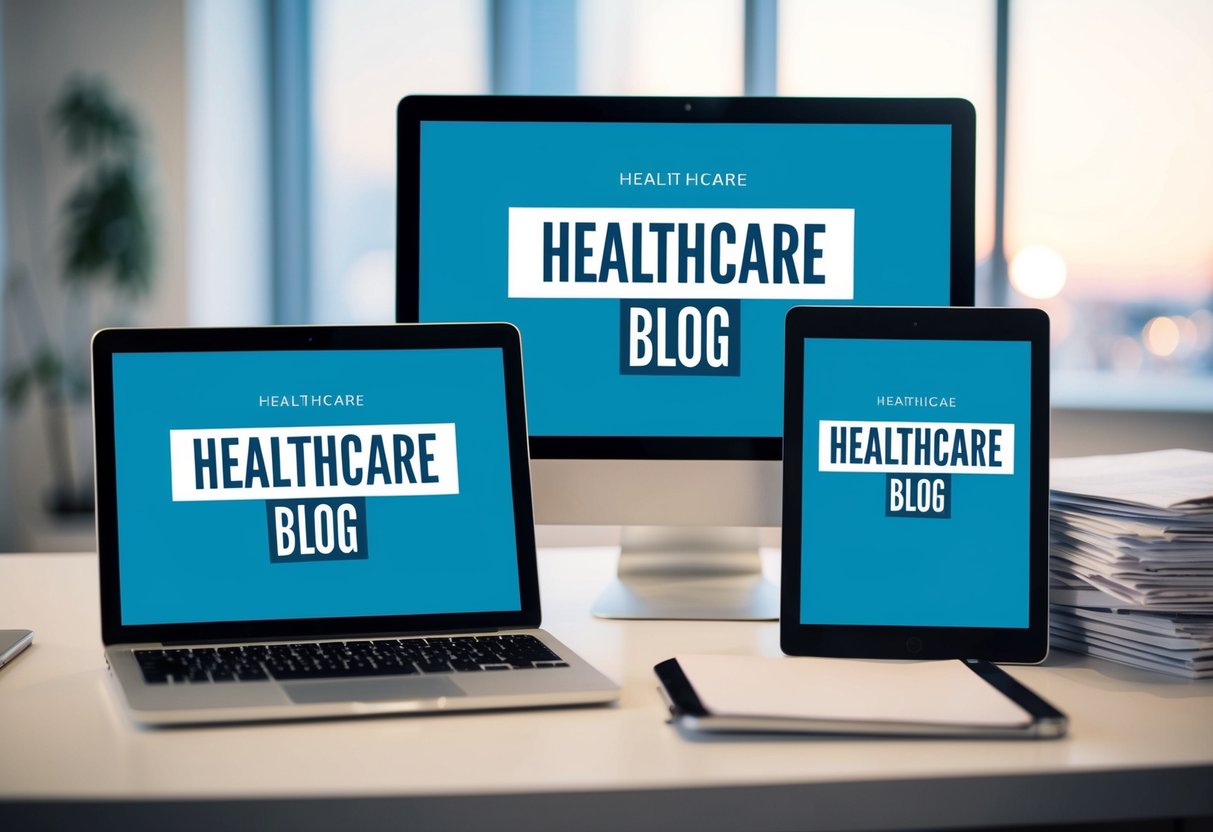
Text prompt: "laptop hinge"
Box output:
[[159, 626, 510, 647]]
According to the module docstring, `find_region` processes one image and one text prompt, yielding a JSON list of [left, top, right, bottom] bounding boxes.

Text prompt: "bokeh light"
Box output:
[[1172, 314, 1199, 354], [1143, 315, 1180, 357], [1009, 245, 1067, 299]]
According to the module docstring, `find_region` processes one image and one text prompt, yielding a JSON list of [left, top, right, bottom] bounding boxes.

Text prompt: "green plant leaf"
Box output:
[[31, 347, 65, 386], [2, 348, 64, 409], [52, 75, 140, 159], [3, 366, 34, 409], [61, 163, 153, 295]]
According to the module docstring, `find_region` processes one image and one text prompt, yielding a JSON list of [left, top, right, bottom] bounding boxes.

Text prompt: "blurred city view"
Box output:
[[311, 0, 1212, 406]]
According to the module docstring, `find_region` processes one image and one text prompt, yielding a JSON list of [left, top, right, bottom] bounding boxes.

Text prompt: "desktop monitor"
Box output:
[[398, 96, 974, 620]]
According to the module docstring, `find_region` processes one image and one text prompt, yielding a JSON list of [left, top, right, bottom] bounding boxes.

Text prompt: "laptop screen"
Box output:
[[800, 337, 1032, 629], [110, 345, 523, 626]]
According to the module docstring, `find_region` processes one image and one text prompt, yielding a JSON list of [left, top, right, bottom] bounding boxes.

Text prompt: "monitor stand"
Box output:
[[591, 526, 779, 620]]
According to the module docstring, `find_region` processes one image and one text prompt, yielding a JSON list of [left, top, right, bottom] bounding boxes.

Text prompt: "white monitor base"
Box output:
[[591, 526, 779, 621]]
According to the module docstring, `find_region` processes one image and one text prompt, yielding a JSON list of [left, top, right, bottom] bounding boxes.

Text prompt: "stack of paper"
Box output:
[[1050, 449, 1213, 679]]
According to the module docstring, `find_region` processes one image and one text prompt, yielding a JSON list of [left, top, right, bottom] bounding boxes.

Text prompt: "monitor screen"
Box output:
[[400, 98, 974, 459], [799, 337, 1032, 629], [109, 346, 523, 626]]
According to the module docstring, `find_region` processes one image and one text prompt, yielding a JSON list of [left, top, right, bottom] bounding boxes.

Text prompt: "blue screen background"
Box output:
[[113, 347, 522, 625], [419, 121, 953, 437], [800, 339, 1030, 628]]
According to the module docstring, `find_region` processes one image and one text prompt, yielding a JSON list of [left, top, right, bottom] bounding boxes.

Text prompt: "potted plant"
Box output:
[[4, 75, 155, 516]]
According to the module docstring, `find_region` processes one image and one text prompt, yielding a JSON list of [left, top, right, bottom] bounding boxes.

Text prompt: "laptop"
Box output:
[[92, 323, 619, 726]]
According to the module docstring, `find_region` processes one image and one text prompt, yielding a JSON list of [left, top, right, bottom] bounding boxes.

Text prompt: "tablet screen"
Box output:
[[800, 337, 1032, 629]]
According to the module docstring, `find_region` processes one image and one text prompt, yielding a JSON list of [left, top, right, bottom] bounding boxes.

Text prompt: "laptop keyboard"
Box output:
[[133, 634, 568, 684]]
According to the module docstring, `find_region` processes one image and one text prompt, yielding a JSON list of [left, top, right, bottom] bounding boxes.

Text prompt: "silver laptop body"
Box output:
[[104, 628, 617, 726], [92, 323, 618, 726]]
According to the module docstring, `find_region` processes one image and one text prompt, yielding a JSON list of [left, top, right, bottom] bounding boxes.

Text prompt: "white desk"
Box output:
[[1, 549, 1211, 831]]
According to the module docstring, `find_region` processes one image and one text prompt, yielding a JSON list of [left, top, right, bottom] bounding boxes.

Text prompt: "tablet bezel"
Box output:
[[780, 306, 1050, 663]]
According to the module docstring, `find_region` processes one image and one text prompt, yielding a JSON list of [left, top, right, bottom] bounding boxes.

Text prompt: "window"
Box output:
[[310, 0, 488, 323], [578, 0, 744, 95], [1007, 0, 1213, 406], [777, 0, 997, 285], [300, 0, 1212, 407]]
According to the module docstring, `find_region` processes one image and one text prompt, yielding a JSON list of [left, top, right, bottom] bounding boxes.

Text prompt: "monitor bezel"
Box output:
[[397, 95, 976, 460], [93, 323, 542, 646]]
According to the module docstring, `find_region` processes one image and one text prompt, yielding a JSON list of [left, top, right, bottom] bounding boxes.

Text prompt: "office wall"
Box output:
[[2, 0, 187, 550]]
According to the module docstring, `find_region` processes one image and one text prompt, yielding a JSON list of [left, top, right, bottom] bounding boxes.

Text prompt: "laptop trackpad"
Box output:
[[283, 676, 464, 704]]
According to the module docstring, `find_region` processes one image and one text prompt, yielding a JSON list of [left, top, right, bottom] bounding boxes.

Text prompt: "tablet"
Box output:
[[781, 306, 1050, 662]]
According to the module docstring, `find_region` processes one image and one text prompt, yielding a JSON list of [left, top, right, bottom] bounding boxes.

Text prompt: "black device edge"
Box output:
[[654, 657, 706, 719], [779, 306, 1051, 664], [396, 94, 976, 461], [655, 656, 1067, 738], [963, 659, 1067, 730], [92, 323, 542, 648]]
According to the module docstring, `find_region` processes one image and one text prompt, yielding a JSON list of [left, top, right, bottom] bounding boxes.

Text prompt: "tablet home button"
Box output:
[[905, 637, 923, 654]]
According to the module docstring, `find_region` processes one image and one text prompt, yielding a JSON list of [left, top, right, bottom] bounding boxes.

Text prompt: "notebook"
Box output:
[[92, 323, 619, 726], [655, 655, 1067, 738]]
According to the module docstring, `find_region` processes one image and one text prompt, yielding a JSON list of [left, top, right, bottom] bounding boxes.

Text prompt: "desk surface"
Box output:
[[1, 548, 1211, 832]]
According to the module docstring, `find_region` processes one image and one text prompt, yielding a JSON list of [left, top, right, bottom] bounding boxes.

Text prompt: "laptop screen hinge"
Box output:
[[159, 626, 508, 647]]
